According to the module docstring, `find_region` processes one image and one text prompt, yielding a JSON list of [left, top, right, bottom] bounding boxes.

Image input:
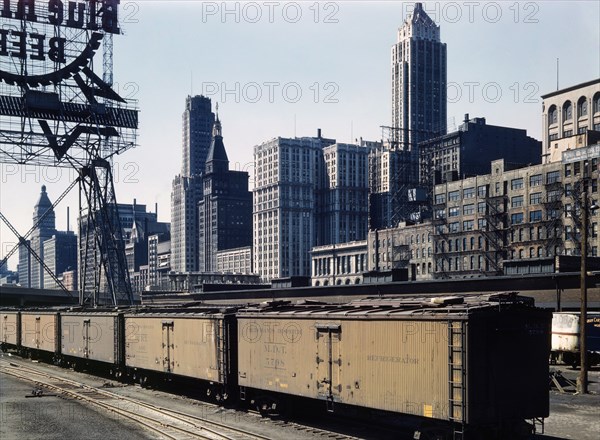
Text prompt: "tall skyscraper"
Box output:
[[253, 132, 336, 281], [369, 2, 447, 229], [181, 96, 216, 177], [28, 185, 56, 288], [171, 96, 215, 273], [198, 115, 252, 272], [391, 2, 447, 149]]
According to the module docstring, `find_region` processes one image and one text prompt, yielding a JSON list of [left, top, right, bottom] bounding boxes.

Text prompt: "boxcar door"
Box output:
[[83, 319, 91, 359], [2, 315, 9, 343], [35, 316, 41, 349], [315, 323, 341, 410], [161, 321, 174, 373]]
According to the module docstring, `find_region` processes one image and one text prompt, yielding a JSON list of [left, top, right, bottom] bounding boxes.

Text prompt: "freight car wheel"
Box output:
[[414, 425, 451, 440], [252, 396, 283, 417], [138, 375, 148, 388]]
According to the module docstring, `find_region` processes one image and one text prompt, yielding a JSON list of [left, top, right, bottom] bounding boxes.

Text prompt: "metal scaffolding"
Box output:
[[0, 2, 138, 306]]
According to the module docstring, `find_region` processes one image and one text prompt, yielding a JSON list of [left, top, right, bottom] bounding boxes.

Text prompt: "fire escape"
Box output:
[[432, 202, 449, 279], [543, 173, 565, 256], [480, 189, 508, 275]]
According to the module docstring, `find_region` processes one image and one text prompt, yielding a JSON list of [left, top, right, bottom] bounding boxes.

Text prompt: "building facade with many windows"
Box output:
[[367, 220, 434, 280], [319, 143, 369, 245], [432, 145, 599, 278], [310, 240, 367, 287], [253, 133, 335, 281]]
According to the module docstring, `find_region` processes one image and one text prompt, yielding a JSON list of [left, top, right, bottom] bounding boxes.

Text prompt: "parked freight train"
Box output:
[[1, 292, 551, 439]]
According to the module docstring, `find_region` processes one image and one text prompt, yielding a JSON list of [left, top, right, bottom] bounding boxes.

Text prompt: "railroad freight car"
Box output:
[[551, 311, 600, 366], [60, 311, 125, 374], [236, 293, 551, 439], [123, 308, 237, 399], [1, 310, 20, 350], [19, 310, 60, 360]]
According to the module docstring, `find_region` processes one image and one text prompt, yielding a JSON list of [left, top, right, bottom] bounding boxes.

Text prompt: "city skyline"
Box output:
[[1, 1, 599, 270]]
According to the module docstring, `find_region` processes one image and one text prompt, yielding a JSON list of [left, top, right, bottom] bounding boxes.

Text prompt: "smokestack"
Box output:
[[464, 113, 469, 123], [317, 128, 322, 138], [155, 202, 158, 218], [67, 206, 70, 232]]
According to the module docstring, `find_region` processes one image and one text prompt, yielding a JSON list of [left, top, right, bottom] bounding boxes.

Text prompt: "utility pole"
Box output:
[[578, 184, 589, 394]]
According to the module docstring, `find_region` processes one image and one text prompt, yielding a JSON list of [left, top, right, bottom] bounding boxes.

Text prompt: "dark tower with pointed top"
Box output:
[[33, 185, 56, 238], [198, 114, 252, 272], [30, 185, 57, 288], [205, 113, 229, 175]]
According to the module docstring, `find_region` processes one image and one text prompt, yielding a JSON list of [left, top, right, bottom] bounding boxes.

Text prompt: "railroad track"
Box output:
[[0, 360, 268, 440], [0, 359, 364, 440]]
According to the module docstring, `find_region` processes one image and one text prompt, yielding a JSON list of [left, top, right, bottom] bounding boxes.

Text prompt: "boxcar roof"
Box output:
[[236, 292, 537, 319]]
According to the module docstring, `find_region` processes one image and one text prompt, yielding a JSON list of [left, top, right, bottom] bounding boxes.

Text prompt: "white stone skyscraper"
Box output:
[[369, 2, 447, 229], [253, 133, 335, 281], [391, 2, 447, 150]]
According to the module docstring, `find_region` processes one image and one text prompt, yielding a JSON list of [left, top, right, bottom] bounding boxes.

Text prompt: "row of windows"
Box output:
[[547, 93, 600, 125], [438, 172, 556, 203], [511, 211, 542, 224]]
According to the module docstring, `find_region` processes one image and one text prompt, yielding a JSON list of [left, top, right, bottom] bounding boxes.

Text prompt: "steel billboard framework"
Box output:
[[0, 1, 138, 306]]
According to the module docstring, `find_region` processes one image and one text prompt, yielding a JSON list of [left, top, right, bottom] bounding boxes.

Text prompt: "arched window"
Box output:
[[548, 105, 558, 124], [563, 101, 572, 121], [593, 92, 600, 114], [577, 96, 588, 117], [315, 281, 320, 286]]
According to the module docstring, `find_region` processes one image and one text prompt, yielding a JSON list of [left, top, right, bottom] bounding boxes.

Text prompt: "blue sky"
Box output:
[[1, 1, 599, 271]]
